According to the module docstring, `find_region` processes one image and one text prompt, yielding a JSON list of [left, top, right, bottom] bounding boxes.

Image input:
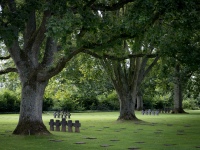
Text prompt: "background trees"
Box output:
[[0, 0, 199, 135], [0, 0, 136, 135]]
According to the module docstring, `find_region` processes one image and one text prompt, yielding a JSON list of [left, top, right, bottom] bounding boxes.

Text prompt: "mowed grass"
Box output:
[[0, 110, 200, 150]]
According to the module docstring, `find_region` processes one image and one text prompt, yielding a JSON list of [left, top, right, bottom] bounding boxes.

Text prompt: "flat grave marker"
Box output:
[[75, 142, 86, 144]]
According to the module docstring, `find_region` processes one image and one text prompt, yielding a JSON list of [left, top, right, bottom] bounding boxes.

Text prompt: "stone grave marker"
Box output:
[[75, 142, 86, 144], [127, 147, 140, 150], [85, 137, 97, 139], [135, 141, 145, 144], [61, 118, 67, 132], [141, 110, 145, 115], [61, 111, 64, 119], [155, 110, 159, 115], [148, 109, 151, 115], [163, 144, 176, 146], [145, 110, 148, 115], [68, 120, 73, 132], [110, 139, 120, 142], [53, 112, 57, 118], [57, 111, 60, 118], [49, 119, 54, 131], [151, 110, 155, 115], [49, 139, 63, 142], [55, 120, 61, 131], [74, 120, 81, 133], [67, 112, 71, 119], [100, 144, 112, 147], [63, 112, 67, 119]]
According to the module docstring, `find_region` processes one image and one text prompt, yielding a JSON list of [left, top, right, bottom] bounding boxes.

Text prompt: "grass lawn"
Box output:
[[0, 110, 200, 150]]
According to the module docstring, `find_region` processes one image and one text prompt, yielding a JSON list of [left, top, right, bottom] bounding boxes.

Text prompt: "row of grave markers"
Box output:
[[141, 108, 173, 115], [53, 111, 71, 119], [141, 109, 159, 115], [49, 119, 81, 133]]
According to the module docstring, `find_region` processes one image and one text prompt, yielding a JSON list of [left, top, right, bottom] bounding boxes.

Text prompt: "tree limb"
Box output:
[[24, 10, 51, 63], [143, 55, 160, 77], [37, 47, 85, 81], [0, 68, 18, 75], [83, 49, 157, 61], [0, 55, 11, 60], [91, 0, 135, 11]]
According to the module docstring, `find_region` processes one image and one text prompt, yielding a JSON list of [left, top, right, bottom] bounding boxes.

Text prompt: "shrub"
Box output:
[[183, 98, 199, 110], [97, 91, 119, 111], [60, 99, 77, 111], [43, 97, 54, 111], [76, 97, 99, 110], [0, 89, 20, 112]]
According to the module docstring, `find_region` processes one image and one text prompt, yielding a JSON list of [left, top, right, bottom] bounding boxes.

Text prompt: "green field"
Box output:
[[0, 110, 200, 150]]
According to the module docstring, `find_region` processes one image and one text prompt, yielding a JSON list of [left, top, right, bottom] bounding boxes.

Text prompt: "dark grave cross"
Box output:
[[67, 112, 71, 119], [145, 110, 148, 115], [141, 110, 145, 115], [148, 109, 151, 115], [68, 120, 73, 132], [49, 119, 55, 131], [61, 111, 64, 119], [61, 118, 68, 132], [155, 110, 159, 115], [63, 112, 67, 119], [74, 120, 81, 133], [152, 110, 155, 115], [55, 120, 61, 131], [53, 112, 57, 118], [57, 111, 60, 118]]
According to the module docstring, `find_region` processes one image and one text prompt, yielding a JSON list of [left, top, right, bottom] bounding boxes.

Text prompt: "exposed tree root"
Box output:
[[13, 121, 50, 135], [117, 113, 141, 121], [171, 108, 188, 114]]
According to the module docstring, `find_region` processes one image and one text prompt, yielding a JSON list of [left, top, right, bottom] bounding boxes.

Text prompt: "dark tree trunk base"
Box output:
[[13, 121, 50, 135], [117, 113, 140, 121], [171, 108, 188, 114]]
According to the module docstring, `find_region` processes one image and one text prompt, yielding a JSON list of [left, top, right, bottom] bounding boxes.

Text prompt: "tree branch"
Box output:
[[143, 55, 160, 77], [82, 33, 136, 50], [91, 0, 135, 11], [41, 37, 58, 68], [24, 10, 51, 62], [37, 47, 85, 81], [83, 49, 157, 61], [0, 68, 18, 75], [0, 55, 11, 60]]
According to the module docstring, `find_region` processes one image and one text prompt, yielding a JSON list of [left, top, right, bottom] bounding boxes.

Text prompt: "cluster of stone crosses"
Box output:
[[141, 108, 172, 115], [49, 118, 81, 133], [141, 109, 160, 115], [50, 111, 81, 133], [53, 111, 71, 119]]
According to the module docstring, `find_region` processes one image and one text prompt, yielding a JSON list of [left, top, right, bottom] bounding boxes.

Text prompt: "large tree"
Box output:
[[0, 0, 136, 135]]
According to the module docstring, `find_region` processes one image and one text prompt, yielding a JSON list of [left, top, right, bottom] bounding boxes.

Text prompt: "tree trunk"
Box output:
[[136, 95, 143, 110], [117, 90, 138, 120], [13, 80, 50, 135], [172, 64, 186, 114]]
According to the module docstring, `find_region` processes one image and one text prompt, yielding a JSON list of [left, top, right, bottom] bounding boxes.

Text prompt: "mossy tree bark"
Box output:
[[172, 64, 187, 114], [102, 53, 159, 120], [13, 80, 49, 135]]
